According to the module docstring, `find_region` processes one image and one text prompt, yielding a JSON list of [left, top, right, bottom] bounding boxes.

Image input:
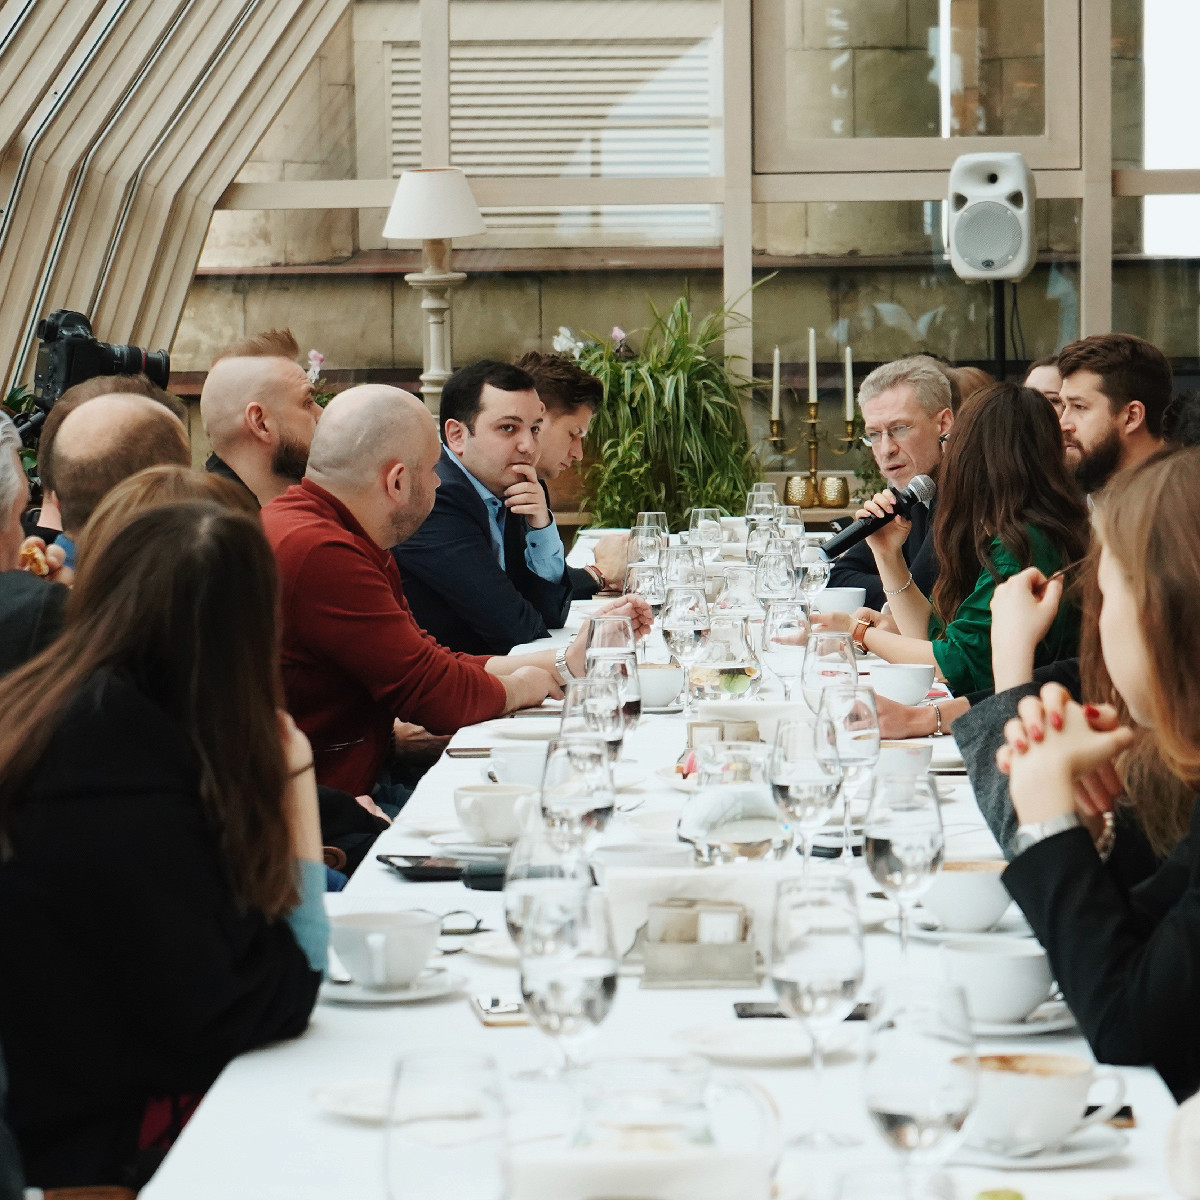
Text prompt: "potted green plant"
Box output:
[[560, 295, 761, 532]]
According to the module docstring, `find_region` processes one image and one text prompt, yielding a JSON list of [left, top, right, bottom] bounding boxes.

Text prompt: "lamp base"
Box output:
[[404, 252, 467, 411]]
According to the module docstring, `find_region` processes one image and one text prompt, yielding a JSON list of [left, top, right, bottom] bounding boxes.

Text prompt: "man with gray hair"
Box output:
[[262, 385, 650, 802], [827, 355, 954, 610]]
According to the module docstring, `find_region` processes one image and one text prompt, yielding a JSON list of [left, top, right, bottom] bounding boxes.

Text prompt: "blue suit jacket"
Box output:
[[392, 447, 572, 654]]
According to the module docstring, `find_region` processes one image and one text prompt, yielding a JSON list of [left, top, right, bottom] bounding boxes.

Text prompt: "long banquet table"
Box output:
[[141, 603, 1179, 1200]]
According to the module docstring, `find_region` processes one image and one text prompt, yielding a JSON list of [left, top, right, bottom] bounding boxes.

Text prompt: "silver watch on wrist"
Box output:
[[1012, 811, 1081, 857], [554, 647, 575, 682]]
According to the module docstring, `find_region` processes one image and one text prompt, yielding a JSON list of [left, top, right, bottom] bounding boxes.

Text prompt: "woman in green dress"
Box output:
[[831, 381, 1089, 695]]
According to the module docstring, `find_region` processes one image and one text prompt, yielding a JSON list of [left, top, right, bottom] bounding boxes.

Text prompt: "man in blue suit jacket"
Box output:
[[393, 360, 572, 654]]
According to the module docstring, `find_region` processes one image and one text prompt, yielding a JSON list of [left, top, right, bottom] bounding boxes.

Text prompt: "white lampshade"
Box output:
[[382, 167, 486, 240]]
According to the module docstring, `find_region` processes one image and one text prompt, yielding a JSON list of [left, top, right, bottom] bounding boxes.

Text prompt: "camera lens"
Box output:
[[103, 344, 171, 389]]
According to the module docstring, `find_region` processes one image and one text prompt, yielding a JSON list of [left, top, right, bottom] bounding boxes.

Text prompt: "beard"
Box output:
[[1069, 426, 1122, 493], [270, 430, 311, 484]]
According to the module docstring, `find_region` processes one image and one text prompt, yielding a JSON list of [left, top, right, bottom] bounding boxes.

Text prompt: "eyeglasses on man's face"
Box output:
[[861, 423, 917, 448]]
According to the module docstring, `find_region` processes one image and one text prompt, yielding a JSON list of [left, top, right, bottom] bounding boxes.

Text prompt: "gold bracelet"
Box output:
[[883, 573, 914, 598]]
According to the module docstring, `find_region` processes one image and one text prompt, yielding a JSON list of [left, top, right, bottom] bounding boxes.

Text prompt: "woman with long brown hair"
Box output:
[[825, 382, 1090, 694], [995, 446, 1200, 1101], [0, 501, 325, 1189]]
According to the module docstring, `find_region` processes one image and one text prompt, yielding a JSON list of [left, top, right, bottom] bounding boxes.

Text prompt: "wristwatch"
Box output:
[[851, 615, 873, 655], [554, 647, 576, 684], [1012, 811, 1081, 857]]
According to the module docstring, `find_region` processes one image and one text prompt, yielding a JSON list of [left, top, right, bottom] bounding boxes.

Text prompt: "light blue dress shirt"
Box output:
[[446, 451, 565, 581]]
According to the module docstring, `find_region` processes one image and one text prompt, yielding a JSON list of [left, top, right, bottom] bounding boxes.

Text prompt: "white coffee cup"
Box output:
[[814, 587, 867, 615], [968, 1053, 1126, 1155], [487, 744, 547, 788], [870, 662, 936, 705], [454, 783, 536, 845], [330, 911, 440, 989], [876, 740, 933, 779], [638, 663, 685, 708], [589, 841, 693, 883], [941, 936, 1053, 1024], [922, 859, 1010, 933]]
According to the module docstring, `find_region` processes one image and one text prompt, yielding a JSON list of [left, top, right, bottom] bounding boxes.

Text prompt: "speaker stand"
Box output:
[[992, 279, 1007, 381]]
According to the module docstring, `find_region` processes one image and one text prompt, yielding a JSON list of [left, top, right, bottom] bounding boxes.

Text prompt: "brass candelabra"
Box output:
[[772, 394, 858, 510]]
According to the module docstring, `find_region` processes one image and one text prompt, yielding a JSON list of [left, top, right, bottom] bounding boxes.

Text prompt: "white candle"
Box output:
[[808, 328, 817, 407], [771, 346, 781, 421], [844, 345, 854, 422]]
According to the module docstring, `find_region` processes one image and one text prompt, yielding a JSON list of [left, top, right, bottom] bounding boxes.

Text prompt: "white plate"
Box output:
[[929, 740, 964, 769], [953, 1125, 1128, 1170], [463, 930, 519, 966], [642, 703, 684, 716], [318, 968, 465, 1006], [883, 910, 1033, 944], [426, 832, 513, 858], [481, 718, 561, 741], [972, 999, 1077, 1038], [655, 765, 698, 793], [674, 1023, 853, 1066], [624, 809, 683, 836], [313, 1078, 392, 1124]]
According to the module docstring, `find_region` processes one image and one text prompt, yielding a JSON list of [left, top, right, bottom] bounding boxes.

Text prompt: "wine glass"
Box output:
[[623, 563, 667, 662], [778, 504, 807, 543], [629, 525, 663, 567], [771, 876, 864, 1148], [561, 677, 624, 763], [585, 615, 636, 671], [770, 719, 842, 875], [634, 510, 668, 534], [688, 508, 724, 563], [754, 547, 797, 607], [586, 650, 641, 731], [800, 630, 858, 714], [863, 774, 945, 953], [761, 600, 810, 701], [745, 521, 776, 564], [504, 820, 593, 951], [520, 885, 619, 1070], [660, 585, 710, 718], [817, 684, 880, 867], [797, 538, 831, 604], [662, 545, 706, 587], [540, 734, 616, 849], [863, 976, 977, 1196], [745, 487, 778, 524]]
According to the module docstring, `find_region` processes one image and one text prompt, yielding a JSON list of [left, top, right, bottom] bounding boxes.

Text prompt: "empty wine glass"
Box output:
[[817, 684, 880, 867], [504, 821, 593, 950], [745, 487, 778, 523], [623, 563, 667, 662], [585, 615, 636, 669], [761, 600, 810, 701], [778, 504, 807, 543], [864, 774, 945, 953], [688, 507, 724, 563], [864, 976, 977, 1195], [629, 525, 663, 567], [634, 510, 669, 534], [520, 885, 619, 1070], [754, 548, 797, 607], [745, 521, 776, 564], [586, 650, 641, 731], [660, 585, 710, 717], [800, 630, 858, 714], [540, 734, 616, 849], [561, 677, 624, 763], [770, 719, 843, 875], [797, 538, 831, 604], [771, 876, 864, 1148], [662, 544, 706, 587]]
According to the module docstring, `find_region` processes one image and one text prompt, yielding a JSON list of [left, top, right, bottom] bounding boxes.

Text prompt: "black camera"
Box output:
[[33, 309, 170, 406]]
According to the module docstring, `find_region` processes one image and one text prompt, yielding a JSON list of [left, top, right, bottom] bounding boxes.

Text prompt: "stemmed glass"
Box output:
[[863, 977, 977, 1196], [688, 507, 724, 563], [817, 684, 880, 867], [771, 876, 864, 1148], [864, 774, 945, 953], [561, 677, 624, 763], [585, 615, 636, 670], [761, 600, 810, 701], [629, 525, 663, 567], [660, 585, 710, 718], [623, 563, 666, 662], [539, 734, 616, 849], [778, 504, 807, 543], [634, 510, 668, 535], [745, 486, 778, 524], [745, 521, 776, 564], [520, 885, 619, 1071], [797, 537, 831, 605], [754, 547, 797, 607], [662, 544, 706, 587], [769, 719, 843, 875], [587, 650, 641, 734], [801, 631, 858, 714]]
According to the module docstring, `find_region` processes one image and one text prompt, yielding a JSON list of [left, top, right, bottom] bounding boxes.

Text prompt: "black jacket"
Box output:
[[0, 571, 66, 677], [0, 669, 320, 1187], [393, 447, 572, 654], [828, 496, 937, 611]]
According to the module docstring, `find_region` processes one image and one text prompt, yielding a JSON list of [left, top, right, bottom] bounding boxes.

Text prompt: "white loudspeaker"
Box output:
[[948, 152, 1036, 282]]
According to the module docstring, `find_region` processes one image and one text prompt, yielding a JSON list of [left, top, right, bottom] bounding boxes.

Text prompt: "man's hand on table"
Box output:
[[565, 594, 653, 677], [503, 664, 561, 712], [392, 720, 452, 760], [590, 533, 630, 590]]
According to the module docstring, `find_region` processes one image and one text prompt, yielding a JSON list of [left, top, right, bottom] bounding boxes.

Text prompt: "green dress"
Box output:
[[928, 525, 1080, 696]]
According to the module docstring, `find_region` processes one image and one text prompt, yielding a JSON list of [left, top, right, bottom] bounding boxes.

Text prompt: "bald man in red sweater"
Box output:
[[263, 385, 649, 798]]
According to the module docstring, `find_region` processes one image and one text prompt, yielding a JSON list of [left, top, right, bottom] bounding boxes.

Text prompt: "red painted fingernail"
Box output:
[[1015, 739, 1028, 753], [1084, 705, 1099, 720], [1030, 725, 1044, 742], [1050, 712, 1063, 730]]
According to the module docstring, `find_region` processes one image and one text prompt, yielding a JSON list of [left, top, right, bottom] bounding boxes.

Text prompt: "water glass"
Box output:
[[864, 774, 945, 953], [584, 615, 636, 663], [586, 650, 641, 730], [623, 562, 667, 661], [778, 505, 807, 542], [800, 631, 858, 714], [817, 684, 880, 866], [540, 734, 616, 849], [520, 885, 619, 1069], [797, 538, 832, 602], [384, 1051, 506, 1200], [561, 677, 624, 763], [770, 719, 843, 874], [662, 544, 706, 587], [761, 600, 810, 701], [745, 521, 776, 564], [660, 585, 711, 717], [754, 547, 797, 606], [634, 510, 669, 534], [629, 525, 664, 567], [771, 876, 864, 1148], [504, 821, 593, 949], [688, 507, 724, 563]]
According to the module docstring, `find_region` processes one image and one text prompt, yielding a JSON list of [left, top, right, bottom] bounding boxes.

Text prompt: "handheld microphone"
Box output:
[[819, 475, 936, 560]]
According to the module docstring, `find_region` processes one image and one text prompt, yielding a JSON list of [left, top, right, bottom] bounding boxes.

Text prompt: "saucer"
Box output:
[[655, 766, 697, 793], [427, 832, 513, 858], [463, 930, 520, 965], [673, 1023, 854, 1067], [953, 1125, 1128, 1170], [318, 968, 465, 1006], [883, 909, 1034, 944], [971, 999, 1077, 1038], [481, 718, 561, 741], [642, 702, 684, 715]]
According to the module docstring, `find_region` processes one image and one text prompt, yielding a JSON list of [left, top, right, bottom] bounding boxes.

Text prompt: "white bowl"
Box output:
[[924, 859, 1011, 933], [941, 937, 1053, 1024], [637, 663, 685, 708], [876, 740, 933, 778], [814, 587, 867, 615], [870, 662, 936, 705]]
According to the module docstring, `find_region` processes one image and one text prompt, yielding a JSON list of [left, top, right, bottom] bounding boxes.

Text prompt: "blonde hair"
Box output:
[[212, 328, 300, 365], [857, 356, 952, 417]]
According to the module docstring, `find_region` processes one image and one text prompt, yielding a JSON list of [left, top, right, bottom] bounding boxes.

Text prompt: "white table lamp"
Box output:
[[383, 167, 486, 409]]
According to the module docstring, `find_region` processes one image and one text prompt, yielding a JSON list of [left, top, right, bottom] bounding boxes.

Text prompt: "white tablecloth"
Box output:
[[142, 614, 1179, 1200]]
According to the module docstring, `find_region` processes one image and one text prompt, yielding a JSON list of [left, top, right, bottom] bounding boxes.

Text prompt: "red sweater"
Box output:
[[262, 480, 507, 794]]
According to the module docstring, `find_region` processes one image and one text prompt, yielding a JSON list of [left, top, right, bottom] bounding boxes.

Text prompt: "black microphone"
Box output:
[[819, 475, 936, 560]]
